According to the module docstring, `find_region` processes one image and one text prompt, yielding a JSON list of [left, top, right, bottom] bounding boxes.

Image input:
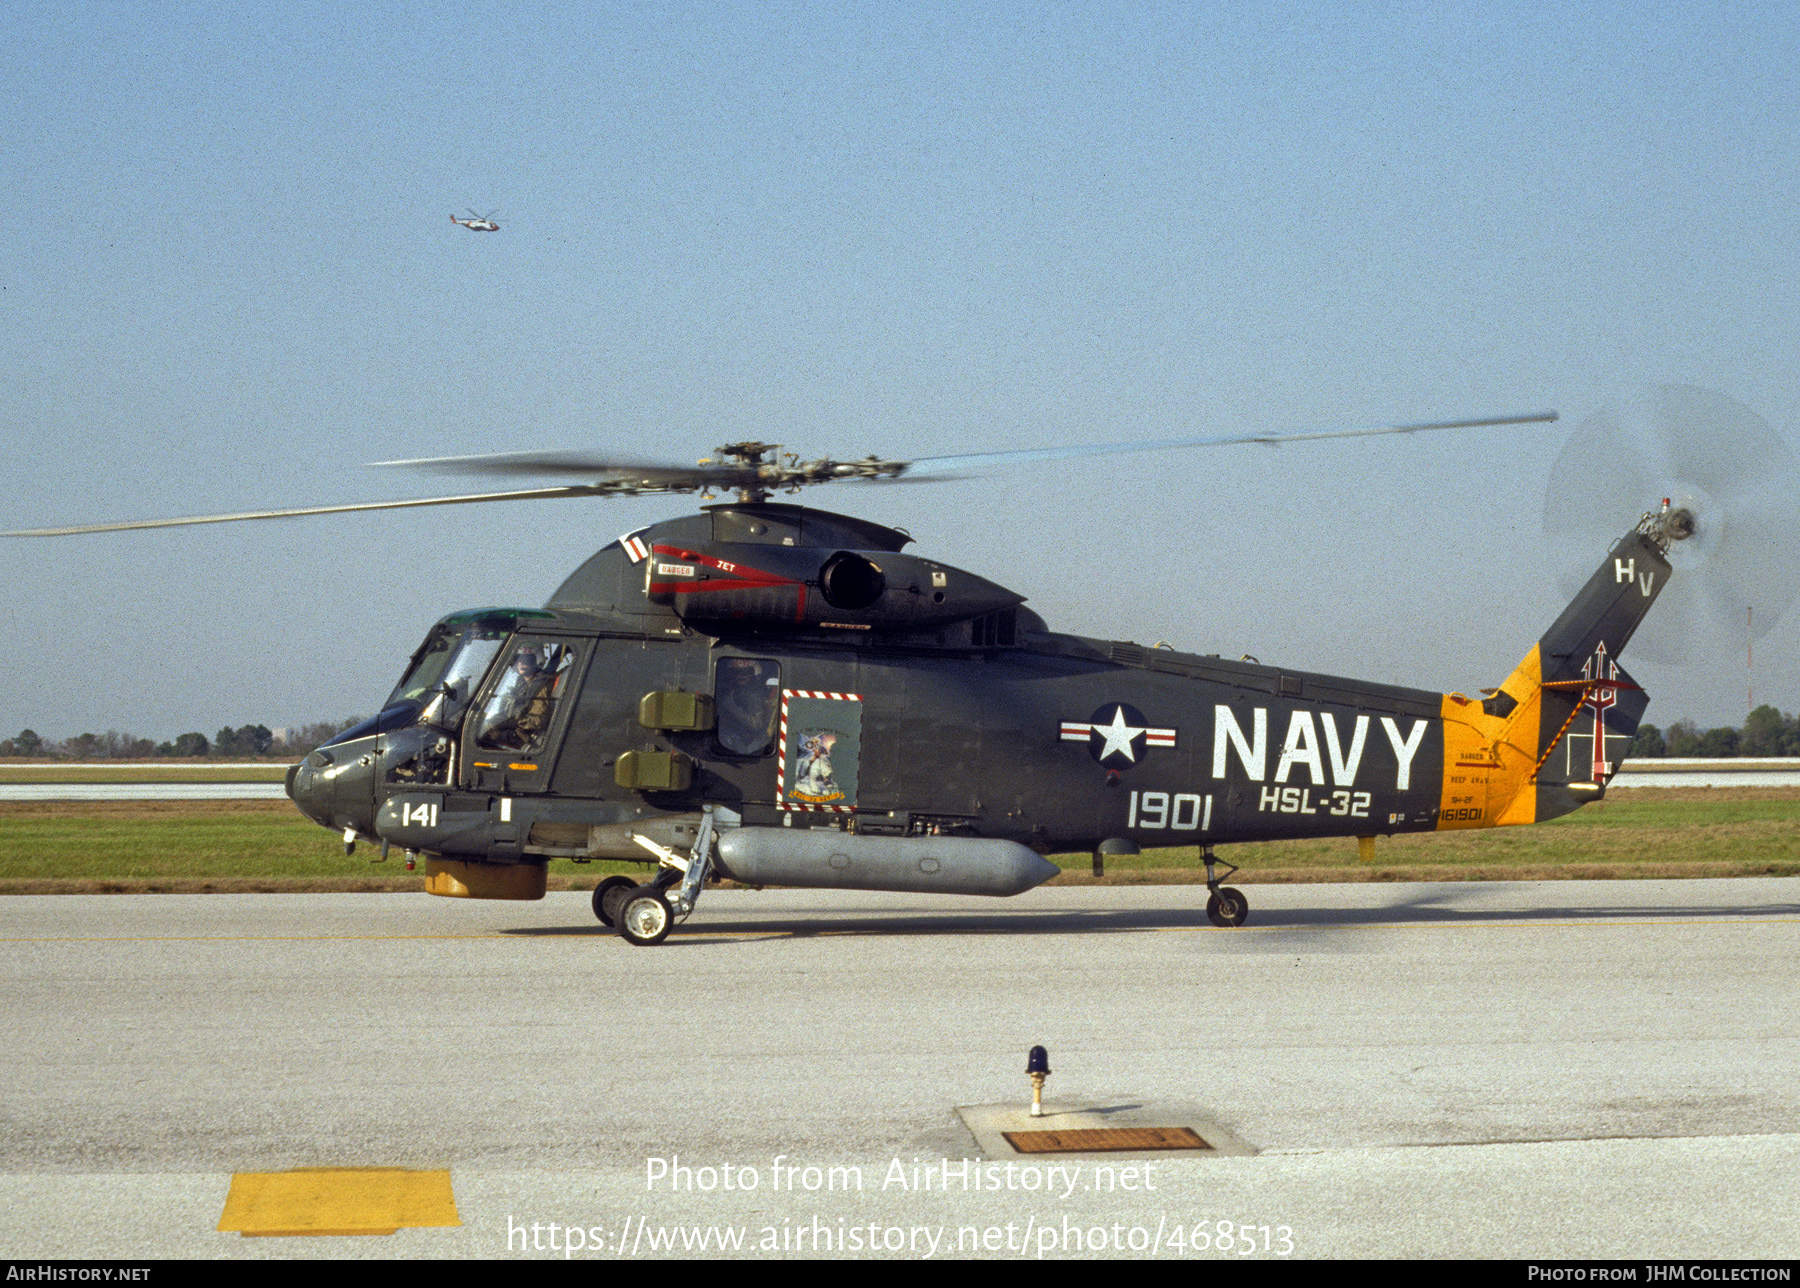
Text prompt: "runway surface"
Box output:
[[2, 880, 1796, 1259]]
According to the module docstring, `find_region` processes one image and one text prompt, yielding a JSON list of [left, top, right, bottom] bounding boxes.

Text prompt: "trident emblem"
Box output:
[[1582, 642, 1621, 782]]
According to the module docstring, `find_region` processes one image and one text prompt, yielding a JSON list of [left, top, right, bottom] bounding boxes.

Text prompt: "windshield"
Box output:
[[386, 623, 510, 730]]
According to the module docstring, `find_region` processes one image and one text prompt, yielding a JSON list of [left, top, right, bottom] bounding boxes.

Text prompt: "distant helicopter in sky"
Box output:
[[450, 209, 500, 232]]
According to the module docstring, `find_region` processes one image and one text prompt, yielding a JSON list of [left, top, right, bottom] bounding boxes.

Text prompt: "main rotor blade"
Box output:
[[5, 409, 1561, 537], [370, 449, 754, 486], [900, 412, 1559, 476], [370, 411, 1558, 487], [0, 485, 620, 537]]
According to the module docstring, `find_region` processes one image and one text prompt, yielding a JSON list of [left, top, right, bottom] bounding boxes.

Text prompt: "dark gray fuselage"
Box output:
[[289, 502, 1484, 884]]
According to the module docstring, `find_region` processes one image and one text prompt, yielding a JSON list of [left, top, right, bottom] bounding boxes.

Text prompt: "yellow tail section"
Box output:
[[1437, 644, 1547, 831], [1433, 517, 1669, 832]]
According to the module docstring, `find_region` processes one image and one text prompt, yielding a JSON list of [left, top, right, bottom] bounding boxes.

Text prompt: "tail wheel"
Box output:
[[617, 886, 674, 946], [592, 876, 638, 927], [1206, 887, 1249, 928]]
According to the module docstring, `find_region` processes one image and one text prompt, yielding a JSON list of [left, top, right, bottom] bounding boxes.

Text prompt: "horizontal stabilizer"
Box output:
[[1534, 656, 1649, 790]]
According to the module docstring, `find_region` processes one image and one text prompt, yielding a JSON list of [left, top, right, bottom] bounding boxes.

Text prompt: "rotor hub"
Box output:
[[1638, 500, 1699, 554]]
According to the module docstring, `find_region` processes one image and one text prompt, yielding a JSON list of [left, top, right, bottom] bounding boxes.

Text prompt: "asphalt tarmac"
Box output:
[[2, 879, 1797, 1260]]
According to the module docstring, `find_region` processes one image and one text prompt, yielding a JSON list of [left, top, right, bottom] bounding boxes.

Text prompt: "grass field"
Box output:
[[0, 787, 1794, 893], [0, 765, 293, 783]]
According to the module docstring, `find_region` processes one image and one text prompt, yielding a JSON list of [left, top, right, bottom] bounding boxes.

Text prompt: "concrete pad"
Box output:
[[957, 1102, 1255, 1158]]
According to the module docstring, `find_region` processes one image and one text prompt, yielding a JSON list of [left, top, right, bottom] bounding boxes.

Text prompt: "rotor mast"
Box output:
[[710, 441, 784, 504], [707, 440, 908, 504]]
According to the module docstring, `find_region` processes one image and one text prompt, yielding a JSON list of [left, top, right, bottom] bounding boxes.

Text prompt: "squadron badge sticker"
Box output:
[[779, 690, 863, 811], [1060, 703, 1177, 769]]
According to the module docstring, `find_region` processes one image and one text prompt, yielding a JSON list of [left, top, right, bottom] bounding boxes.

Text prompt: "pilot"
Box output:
[[478, 646, 558, 750], [715, 656, 780, 756]]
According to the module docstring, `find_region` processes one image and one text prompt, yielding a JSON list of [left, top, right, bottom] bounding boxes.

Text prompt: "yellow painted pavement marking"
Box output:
[[0, 934, 500, 942], [217, 1167, 460, 1237], [4, 917, 1798, 945], [680, 916, 1800, 938], [1148, 917, 1800, 933]]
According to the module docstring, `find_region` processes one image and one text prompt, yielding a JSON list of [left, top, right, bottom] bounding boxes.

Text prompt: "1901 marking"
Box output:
[[1128, 790, 1212, 831]]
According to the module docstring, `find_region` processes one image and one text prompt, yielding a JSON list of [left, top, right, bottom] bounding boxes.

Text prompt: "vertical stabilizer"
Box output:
[[1537, 529, 1670, 682]]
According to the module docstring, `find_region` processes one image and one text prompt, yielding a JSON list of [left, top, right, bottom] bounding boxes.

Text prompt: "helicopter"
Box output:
[[450, 209, 500, 232], [6, 412, 1705, 946]]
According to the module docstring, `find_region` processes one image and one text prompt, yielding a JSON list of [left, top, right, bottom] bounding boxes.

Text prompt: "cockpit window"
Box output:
[[714, 657, 781, 756], [387, 624, 509, 732], [475, 641, 577, 753], [390, 624, 507, 705]]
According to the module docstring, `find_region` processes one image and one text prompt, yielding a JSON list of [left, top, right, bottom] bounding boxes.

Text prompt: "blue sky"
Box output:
[[4, 1, 1798, 738]]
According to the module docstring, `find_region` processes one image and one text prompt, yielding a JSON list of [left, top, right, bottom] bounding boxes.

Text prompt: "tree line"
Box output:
[[0, 720, 365, 760], [1630, 705, 1800, 758]]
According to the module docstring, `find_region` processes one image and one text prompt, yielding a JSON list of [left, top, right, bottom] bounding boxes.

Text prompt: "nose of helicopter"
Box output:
[[286, 742, 378, 838]]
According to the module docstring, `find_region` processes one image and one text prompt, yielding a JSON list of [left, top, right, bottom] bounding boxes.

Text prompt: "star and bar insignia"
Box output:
[[1060, 703, 1177, 768]]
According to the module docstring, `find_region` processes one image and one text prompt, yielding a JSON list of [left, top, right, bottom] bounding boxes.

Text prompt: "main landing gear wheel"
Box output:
[[617, 885, 674, 946], [1198, 847, 1247, 928], [1206, 887, 1249, 929], [592, 876, 638, 927]]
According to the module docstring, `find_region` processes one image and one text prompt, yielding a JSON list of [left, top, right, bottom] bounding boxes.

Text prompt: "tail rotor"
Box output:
[[1542, 385, 1800, 664]]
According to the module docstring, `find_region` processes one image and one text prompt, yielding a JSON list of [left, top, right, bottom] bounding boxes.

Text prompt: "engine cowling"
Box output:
[[644, 540, 1024, 633]]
